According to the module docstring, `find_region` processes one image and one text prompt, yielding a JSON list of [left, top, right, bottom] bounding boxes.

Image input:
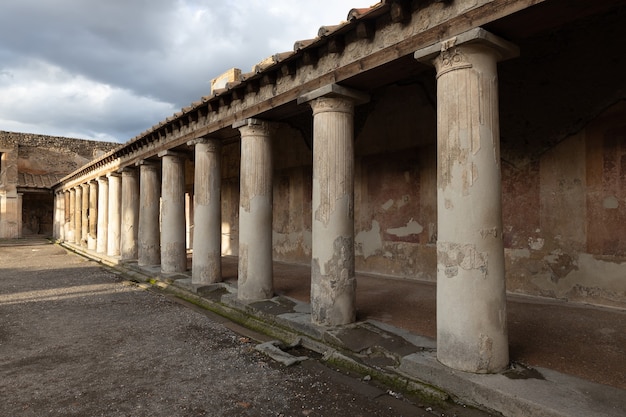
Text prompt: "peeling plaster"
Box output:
[[355, 220, 383, 259], [528, 237, 545, 251], [381, 199, 394, 211], [603, 196, 619, 209], [386, 219, 424, 238], [438, 241, 488, 279]]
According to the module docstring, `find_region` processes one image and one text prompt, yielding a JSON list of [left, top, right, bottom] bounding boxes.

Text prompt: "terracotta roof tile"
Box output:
[[18, 172, 65, 189]]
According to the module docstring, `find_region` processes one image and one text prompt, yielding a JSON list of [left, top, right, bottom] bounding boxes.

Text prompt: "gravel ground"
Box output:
[[0, 240, 492, 417]]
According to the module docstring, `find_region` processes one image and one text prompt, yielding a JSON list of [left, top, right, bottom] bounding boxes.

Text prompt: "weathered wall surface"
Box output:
[[0, 131, 118, 238], [503, 102, 626, 308]]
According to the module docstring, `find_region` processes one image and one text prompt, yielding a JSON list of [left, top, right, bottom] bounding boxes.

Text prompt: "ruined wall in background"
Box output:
[[0, 131, 118, 238], [503, 102, 626, 309]]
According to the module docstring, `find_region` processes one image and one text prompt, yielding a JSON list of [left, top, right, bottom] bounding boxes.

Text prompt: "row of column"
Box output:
[[52, 27, 516, 375]]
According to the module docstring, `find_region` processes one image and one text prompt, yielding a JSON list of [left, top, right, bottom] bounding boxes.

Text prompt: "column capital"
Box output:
[[297, 83, 369, 106], [80, 183, 89, 189], [106, 171, 121, 179], [233, 118, 276, 136], [135, 159, 158, 167], [414, 27, 519, 67], [188, 137, 221, 153], [158, 149, 188, 159], [118, 166, 137, 174]]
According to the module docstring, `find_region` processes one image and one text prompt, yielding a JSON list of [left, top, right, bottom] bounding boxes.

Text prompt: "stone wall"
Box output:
[[0, 131, 118, 238]]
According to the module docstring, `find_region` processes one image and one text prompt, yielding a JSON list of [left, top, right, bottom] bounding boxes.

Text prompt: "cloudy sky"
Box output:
[[0, 0, 359, 143]]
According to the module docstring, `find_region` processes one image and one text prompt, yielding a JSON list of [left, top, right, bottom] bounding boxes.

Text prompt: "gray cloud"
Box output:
[[0, 0, 356, 142]]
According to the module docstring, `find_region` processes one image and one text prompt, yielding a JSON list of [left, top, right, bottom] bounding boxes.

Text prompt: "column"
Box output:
[[158, 151, 187, 273], [107, 173, 122, 257], [298, 84, 369, 326], [415, 28, 518, 373], [74, 186, 82, 244], [88, 180, 98, 250], [188, 138, 222, 285], [68, 188, 76, 243], [137, 160, 161, 266], [120, 167, 139, 261], [53, 192, 63, 241], [96, 177, 109, 254], [233, 119, 274, 300], [64, 190, 71, 241], [81, 183, 89, 246]]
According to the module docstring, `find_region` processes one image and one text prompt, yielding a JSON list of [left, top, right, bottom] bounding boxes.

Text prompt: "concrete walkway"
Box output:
[[62, 240, 625, 416]]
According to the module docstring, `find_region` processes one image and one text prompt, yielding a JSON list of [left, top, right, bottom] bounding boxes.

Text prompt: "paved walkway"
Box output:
[[55, 239, 626, 416], [2, 238, 486, 417]]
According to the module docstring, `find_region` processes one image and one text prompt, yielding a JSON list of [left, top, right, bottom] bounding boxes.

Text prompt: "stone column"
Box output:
[[53, 192, 61, 241], [233, 119, 274, 301], [68, 188, 76, 243], [137, 160, 161, 266], [88, 180, 98, 250], [17, 193, 22, 238], [96, 177, 109, 254], [64, 190, 71, 241], [81, 183, 89, 246], [188, 138, 222, 285], [298, 84, 369, 326], [74, 186, 82, 244], [415, 28, 518, 373], [120, 167, 139, 261], [107, 173, 122, 257], [158, 151, 187, 273]]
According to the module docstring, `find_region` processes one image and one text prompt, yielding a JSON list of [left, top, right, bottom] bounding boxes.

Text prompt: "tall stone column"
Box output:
[[415, 28, 518, 373], [120, 167, 139, 261], [53, 192, 62, 241], [81, 183, 89, 246], [64, 190, 71, 241], [88, 180, 98, 250], [188, 138, 222, 285], [158, 151, 187, 273], [96, 177, 109, 254], [137, 160, 161, 266], [233, 119, 274, 301], [107, 173, 122, 257], [298, 84, 368, 326], [74, 186, 82, 244], [68, 188, 76, 243]]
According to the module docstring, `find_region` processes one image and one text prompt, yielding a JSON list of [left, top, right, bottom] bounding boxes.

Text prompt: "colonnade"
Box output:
[[53, 28, 517, 375]]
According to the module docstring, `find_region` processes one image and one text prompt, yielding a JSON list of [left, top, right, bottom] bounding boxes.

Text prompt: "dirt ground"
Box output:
[[0, 239, 494, 417]]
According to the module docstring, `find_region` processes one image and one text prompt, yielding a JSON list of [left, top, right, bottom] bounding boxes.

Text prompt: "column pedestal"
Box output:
[[415, 28, 519, 373], [189, 138, 222, 285]]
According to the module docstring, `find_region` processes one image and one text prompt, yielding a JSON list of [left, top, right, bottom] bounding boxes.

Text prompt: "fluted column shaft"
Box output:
[[68, 188, 76, 243], [107, 173, 122, 257], [88, 180, 98, 250], [138, 161, 161, 266], [81, 184, 89, 246], [415, 28, 518, 373], [159, 151, 187, 273], [120, 168, 140, 261], [233, 119, 274, 301], [189, 138, 222, 284], [96, 177, 109, 254], [309, 97, 357, 326]]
